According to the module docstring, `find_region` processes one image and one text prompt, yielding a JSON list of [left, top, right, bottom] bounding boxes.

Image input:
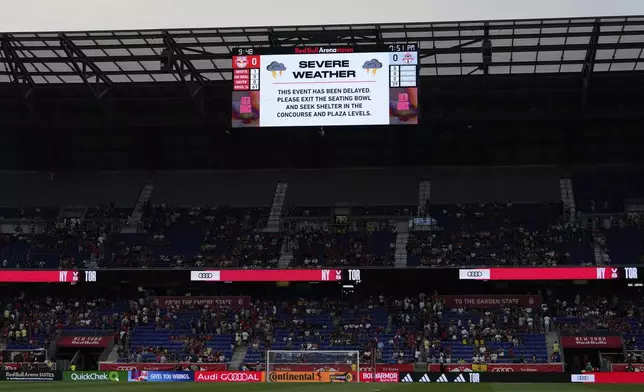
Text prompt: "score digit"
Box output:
[[348, 269, 361, 282]]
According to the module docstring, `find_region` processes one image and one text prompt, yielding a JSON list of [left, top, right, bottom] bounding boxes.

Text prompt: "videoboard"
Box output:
[[232, 44, 419, 128]]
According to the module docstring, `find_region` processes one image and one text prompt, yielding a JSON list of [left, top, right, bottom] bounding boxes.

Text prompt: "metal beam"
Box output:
[[4, 58, 644, 80], [59, 33, 112, 113], [0, 34, 35, 111], [581, 20, 601, 109], [6, 17, 644, 43], [16, 40, 644, 65], [482, 24, 491, 78], [9, 29, 644, 52], [420, 38, 484, 60], [163, 31, 207, 119]]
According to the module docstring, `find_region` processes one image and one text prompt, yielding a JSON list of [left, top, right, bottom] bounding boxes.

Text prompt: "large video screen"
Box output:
[[232, 44, 419, 128]]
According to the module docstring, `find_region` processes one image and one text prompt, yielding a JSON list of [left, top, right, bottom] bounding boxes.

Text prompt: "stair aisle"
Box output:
[[395, 220, 410, 267], [418, 180, 432, 215], [265, 181, 288, 233], [559, 178, 576, 222], [128, 181, 155, 224], [229, 345, 249, 371]]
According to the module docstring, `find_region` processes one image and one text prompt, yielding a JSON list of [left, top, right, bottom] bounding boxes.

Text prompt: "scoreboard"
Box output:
[[231, 44, 419, 128]]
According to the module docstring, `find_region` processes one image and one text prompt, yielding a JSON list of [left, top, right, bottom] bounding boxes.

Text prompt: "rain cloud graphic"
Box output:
[[266, 61, 287, 78], [362, 59, 383, 75]]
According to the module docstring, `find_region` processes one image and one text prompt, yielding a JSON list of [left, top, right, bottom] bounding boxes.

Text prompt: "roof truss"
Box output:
[[1, 16, 644, 84]]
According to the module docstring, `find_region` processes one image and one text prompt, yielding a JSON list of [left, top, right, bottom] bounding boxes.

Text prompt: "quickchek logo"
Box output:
[[65, 371, 124, 382]]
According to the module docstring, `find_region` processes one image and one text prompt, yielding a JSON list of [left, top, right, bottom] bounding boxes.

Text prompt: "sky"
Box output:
[[2, 0, 644, 33]]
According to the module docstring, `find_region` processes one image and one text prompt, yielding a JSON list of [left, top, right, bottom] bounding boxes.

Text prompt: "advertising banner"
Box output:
[[358, 371, 399, 383], [128, 371, 194, 382], [571, 374, 596, 383], [154, 296, 250, 308], [99, 362, 226, 371], [572, 373, 644, 384], [194, 371, 264, 382], [0, 363, 21, 371], [268, 363, 413, 373], [430, 363, 565, 372], [441, 295, 541, 308], [560, 336, 623, 348], [458, 267, 627, 281], [0, 371, 61, 381], [611, 364, 644, 372], [400, 372, 569, 383], [399, 372, 477, 383], [268, 371, 326, 383], [57, 336, 113, 348], [63, 371, 126, 382], [267, 371, 353, 383]]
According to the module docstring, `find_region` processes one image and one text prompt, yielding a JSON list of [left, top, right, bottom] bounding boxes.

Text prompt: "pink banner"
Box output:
[[429, 363, 565, 372], [98, 362, 226, 371], [154, 296, 250, 308], [441, 295, 541, 308]]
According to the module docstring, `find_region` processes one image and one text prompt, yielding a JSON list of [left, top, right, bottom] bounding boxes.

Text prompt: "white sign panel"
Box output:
[[258, 52, 391, 127]]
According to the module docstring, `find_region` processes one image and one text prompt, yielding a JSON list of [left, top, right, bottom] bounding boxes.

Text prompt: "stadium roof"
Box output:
[[1, 16, 644, 85]]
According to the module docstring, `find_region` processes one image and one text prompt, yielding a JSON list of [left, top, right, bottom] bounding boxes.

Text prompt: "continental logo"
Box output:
[[268, 371, 353, 383], [269, 371, 335, 383]]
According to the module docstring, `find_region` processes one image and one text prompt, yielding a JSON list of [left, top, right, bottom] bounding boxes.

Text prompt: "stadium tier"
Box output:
[[1, 168, 643, 269]]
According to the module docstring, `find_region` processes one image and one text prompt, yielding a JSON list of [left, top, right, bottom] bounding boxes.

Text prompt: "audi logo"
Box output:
[[198, 273, 213, 279], [222, 373, 258, 381], [467, 271, 484, 277], [116, 366, 137, 370], [491, 368, 514, 372]]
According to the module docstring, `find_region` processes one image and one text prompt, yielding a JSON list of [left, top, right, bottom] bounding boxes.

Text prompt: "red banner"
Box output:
[[573, 373, 644, 384], [441, 295, 541, 308], [57, 336, 113, 348], [0, 270, 80, 283], [459, 267, 627, 281], [0, 363, 20, 370], [98, 362, 226, 371], [430, 363, 565, 372], [267, 364, 413, 373], [154, 296, 250, 308], [190, 269, 344, 282], [358, 372, 399, 383], [611, 364, 644, 372], [560, 336, 623, 348], [194, 371, 264, 382]]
